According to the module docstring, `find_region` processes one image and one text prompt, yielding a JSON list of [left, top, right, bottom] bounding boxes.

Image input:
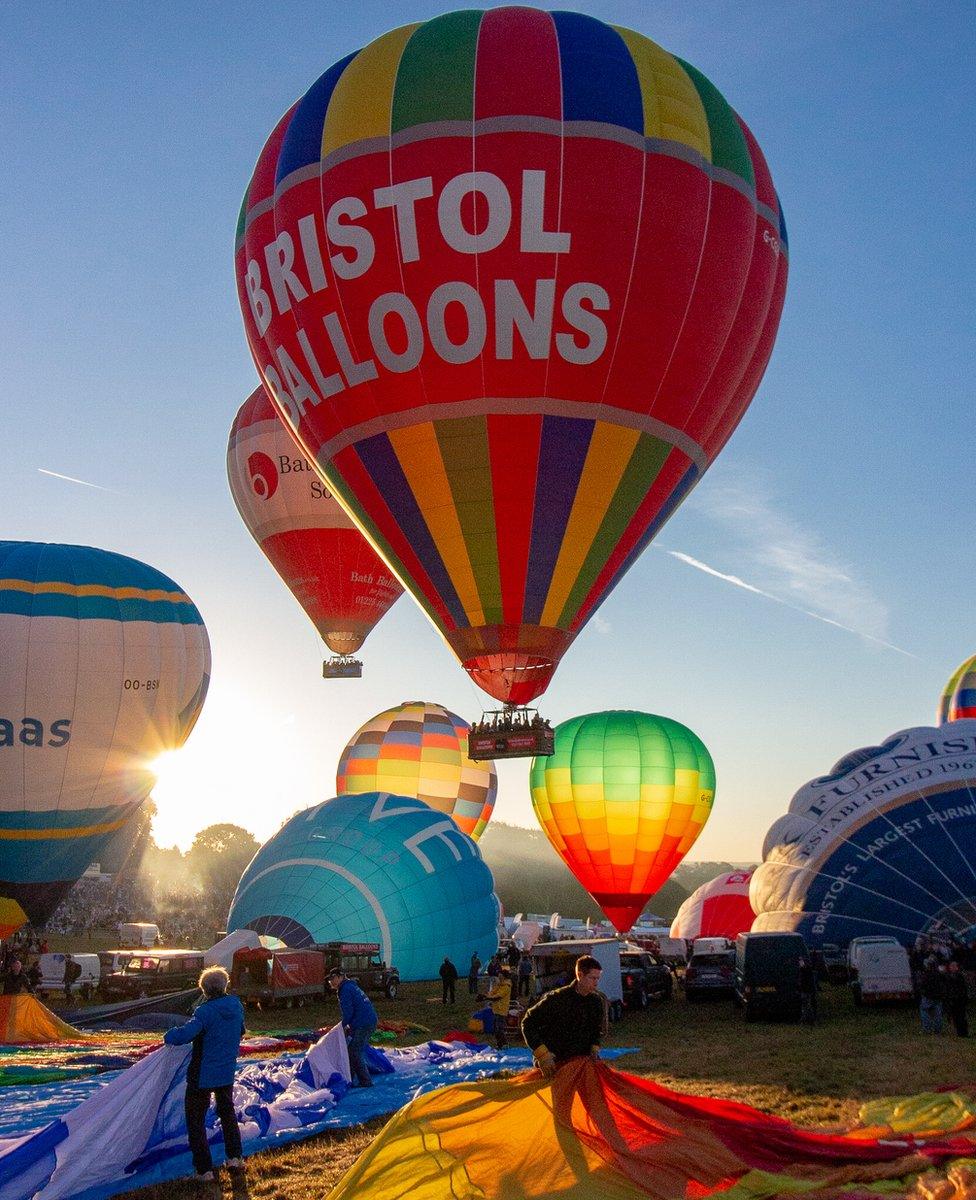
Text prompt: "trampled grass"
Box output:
[[107, 980, 974, 1199]]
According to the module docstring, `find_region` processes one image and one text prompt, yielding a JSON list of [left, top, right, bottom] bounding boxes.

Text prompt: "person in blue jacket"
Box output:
[[164, 965, 246, 1181], [328, 968, 377, 1088]]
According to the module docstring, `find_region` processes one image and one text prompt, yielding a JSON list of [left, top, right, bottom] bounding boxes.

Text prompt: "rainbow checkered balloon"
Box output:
[[938, 654, 976, 724], [337, 701, 496, 839]]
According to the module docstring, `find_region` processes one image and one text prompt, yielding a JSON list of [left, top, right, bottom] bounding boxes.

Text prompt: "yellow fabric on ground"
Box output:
[[0, 994, 84, 1044], [855, 1094, 976, 1140]]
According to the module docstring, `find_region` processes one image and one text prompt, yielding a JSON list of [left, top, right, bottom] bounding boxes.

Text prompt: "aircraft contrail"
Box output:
[[38, 468, 115, 492], [660, 548, 920, 660]]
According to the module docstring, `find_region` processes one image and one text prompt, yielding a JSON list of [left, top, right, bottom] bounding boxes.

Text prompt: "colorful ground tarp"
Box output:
[[0, 996, 83, 1046], [329, 1059, 976, 1200], [0, 1032, 544, 1199]]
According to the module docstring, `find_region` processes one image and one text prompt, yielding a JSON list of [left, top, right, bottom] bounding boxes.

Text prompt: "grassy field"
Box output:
[[97, 977, 974, 1200]]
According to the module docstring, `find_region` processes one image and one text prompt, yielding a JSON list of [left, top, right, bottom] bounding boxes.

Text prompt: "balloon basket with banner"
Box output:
[[468, 708, 555, 761], [323, 655, 363, 680]]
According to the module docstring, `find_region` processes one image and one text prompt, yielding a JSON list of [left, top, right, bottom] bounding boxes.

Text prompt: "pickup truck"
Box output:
[[620, 950, 673, 1008]]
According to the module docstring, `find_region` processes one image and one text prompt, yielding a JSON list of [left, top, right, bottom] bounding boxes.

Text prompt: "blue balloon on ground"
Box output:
[[752, 722, 976, 947], [226, 793, 500, 981]]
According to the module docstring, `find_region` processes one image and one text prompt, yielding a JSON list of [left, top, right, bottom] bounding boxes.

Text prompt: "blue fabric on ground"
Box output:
[[0, 1042, 635, 1200]]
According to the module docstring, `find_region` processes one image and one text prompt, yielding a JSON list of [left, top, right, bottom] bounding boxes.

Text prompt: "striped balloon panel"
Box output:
[[336, 701, 497, 840], [530, 710, 715, 932], [227, 387, 401, 655], [938, 655, 976, 724], [236, 8, 787, 703], [0, 542, 210, 927]]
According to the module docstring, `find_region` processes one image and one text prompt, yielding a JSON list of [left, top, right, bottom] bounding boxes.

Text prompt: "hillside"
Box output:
[[479, 822, 757, 924]]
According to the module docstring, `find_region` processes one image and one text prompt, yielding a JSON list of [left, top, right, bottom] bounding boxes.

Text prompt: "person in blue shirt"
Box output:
[[164, 965, 246, 1181], [328, 968, 377, 1088]]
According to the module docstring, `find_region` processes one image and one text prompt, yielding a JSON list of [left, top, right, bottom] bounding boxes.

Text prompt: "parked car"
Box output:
[[100, 950, 205, 1000], [318, 942, 400, 999], [848, 939, 913, 1005], [685, 950, 735, 1000], [231, 948, 325, 1009], [733, 933, 806, 1022], [819, 944, 849, 984], [36, 952, 100, 1001], [619, 949, 673, 1008]]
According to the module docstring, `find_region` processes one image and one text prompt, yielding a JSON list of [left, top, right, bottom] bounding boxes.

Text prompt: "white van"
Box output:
[[848, 938, 913, 1004], [36, 952, 100, 1001], [117, 923, 160, 948], [692, 937, 734, 956]]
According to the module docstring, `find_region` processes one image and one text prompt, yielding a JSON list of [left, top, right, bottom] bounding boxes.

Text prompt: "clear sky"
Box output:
[[3, 3, 973, 858]]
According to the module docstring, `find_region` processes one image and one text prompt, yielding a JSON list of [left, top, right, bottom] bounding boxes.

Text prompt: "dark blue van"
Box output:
[[734, 932, 806, 1022]]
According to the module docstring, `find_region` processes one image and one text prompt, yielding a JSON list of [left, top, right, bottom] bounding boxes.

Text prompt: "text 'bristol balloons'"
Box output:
[[227, 387, 401, 659], [0, 542, 210, 930], [235, 9, 788, 705], [336, 701, 497, 840], [670, 870, 754, 941], [751, 723, 976, 947], [227, 793, 499, 981], [939, 655, 976, 724], [530, 711, 715, 932]]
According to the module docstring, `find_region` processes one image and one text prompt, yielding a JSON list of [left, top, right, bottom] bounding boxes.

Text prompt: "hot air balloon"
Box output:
[[670, 871, 754, 941], [529, 711, 715, 932], [751, 723, 976, 946], [227, 387, 401, 677], [0, 542, 210, 932], [226, 793, 500, 981], [336, 701, 496, 839], [939, 655, 976, 724], [234, 9, 788, 718]]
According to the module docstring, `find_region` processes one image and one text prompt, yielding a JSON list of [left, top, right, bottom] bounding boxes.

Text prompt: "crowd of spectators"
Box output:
[[42, 877, 216, 947]]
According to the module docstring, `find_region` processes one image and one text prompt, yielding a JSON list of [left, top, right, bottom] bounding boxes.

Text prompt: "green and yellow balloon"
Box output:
[[530, 711, 715, 932]]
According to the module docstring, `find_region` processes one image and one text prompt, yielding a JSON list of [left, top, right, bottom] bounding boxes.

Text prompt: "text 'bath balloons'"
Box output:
[[227, 387, 401, 660], [670, 870, 754, 941], [0, 542, 210, 930], [226, 792, 499, 981], [939, 655, 976, 724], [530, 711, 715, 932], [336, 701, 496, 839], [751, 724, 976, 946], [235, 8, 787, 705]]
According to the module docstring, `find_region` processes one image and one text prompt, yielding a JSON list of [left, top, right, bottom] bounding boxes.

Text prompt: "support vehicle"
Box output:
[[318, 942, 400, 999], [619, 948, 673, 1007], [36, 953, 100, 1001], [528, 937, 623, 1017], [733, 932, 806, 1022], [100, 950, 205, 1000], [848, 938, 913, 1005], [231, 948, 325, 1009]]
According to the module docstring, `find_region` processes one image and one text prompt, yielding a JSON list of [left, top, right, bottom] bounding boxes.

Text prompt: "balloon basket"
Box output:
[[323, 656, 363, 680], [468, 707, 554, 760]]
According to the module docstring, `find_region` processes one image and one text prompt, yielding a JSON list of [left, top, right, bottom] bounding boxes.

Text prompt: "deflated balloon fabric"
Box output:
[[328, 1058, 976, 1200]]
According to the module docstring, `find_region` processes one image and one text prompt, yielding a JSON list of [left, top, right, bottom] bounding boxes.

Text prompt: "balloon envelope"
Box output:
[[226, 793, 500, 981], [227, 387, 401, 656], [530, 711, 715, 932], [751, 723, 976, 946], [670, 871, 754, 941], [938, 655, 976, 724], [235, 9, 787, 704], [337, 701, 496, 839], [0, 542, 210, 929]]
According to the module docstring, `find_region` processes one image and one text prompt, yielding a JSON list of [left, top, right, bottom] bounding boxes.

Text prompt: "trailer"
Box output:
[[231, 948, 325, 1009], [528, 937, 623, 1011]]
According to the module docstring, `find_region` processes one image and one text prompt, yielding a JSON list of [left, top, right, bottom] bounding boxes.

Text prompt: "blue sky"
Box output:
[[2, 3, 973, 858]]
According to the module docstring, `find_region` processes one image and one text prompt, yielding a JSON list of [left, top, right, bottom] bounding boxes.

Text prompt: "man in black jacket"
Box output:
[[439, 956, 458, 1005], [945, 961, 969, 1037], [521, 955, 603, 1077]]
